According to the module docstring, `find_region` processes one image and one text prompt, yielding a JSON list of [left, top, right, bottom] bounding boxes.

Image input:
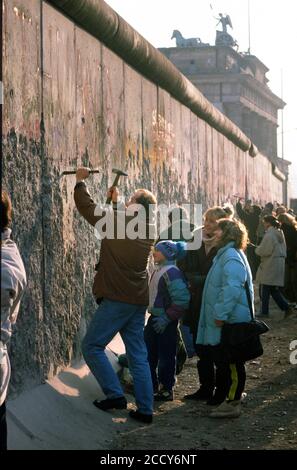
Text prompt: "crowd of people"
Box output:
[[235, 198, 297, 315], [74, 170, 297, 425], [1, 171, 297, 449]]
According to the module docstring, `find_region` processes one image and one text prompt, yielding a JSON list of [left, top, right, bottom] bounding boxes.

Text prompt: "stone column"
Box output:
[[242, 108, 252, 141], [270, 122, 278, 157], [251, 113, 261, 148], [263, 120, 277, 159], [259, 118, 270, 157], [250, 112, 261, 149], [225, 103, 243, 130]]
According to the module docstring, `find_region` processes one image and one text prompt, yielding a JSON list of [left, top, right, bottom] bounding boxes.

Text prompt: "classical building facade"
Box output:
[[159, 44, 290, 203]]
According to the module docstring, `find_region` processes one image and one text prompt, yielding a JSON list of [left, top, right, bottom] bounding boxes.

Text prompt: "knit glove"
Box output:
[[152, 316, 171, 334]]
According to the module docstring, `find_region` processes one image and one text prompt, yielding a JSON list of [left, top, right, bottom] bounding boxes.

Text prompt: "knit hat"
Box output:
[[155, 240, 187, 261]]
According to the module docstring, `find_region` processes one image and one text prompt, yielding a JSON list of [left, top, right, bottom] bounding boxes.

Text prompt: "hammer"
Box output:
[[106, 168, 128, 204]]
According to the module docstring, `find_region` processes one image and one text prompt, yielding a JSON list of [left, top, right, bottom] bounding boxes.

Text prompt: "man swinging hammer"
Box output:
[[74, 167, 157, 424]]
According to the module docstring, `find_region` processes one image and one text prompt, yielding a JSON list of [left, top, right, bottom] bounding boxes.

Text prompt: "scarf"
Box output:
[[202, 230, 217, 255]]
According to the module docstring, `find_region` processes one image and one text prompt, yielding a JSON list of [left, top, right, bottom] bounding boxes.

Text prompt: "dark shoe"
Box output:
[[129, 410, 153, 424], [206, 396, 225, 406], [93, 397, 127, 411], [184, 389, 213, 401], [154, 389, 174, 402], [209, 400, 241, 418]]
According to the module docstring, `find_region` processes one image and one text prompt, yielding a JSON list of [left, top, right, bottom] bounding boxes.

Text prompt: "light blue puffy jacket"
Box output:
[[196, 241, 254, 346]]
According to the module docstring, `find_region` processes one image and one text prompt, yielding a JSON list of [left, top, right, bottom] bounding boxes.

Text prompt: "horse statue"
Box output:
[[171, 30, 202, 47]]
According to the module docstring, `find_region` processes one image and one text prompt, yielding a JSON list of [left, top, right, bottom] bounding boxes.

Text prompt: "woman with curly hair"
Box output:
[[182, 206, 229, 404], [196, 218, 253, 418]]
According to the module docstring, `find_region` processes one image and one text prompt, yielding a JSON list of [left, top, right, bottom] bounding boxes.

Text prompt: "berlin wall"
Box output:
[[2, 0, 284, 395]]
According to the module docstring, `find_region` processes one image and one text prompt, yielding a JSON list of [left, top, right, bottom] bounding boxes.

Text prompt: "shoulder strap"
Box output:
[[236, 249, 255, 321], [244, 281, 255, 321]]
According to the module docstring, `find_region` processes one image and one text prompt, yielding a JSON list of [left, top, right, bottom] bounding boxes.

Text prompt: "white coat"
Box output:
[[255, 227, 286, 286], [1, 229, 26, 405]]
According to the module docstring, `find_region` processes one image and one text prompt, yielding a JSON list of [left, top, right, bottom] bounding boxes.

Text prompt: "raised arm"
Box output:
[[235, 200, 246, 222], [74, 167, 119, 227]]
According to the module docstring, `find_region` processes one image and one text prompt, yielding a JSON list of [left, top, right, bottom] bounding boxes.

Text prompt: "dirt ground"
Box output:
[[111, 301, 297, 451]]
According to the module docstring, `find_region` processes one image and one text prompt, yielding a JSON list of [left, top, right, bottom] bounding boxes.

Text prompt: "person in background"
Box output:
[[144, 241, 190, 401], [235, 198, 261, 279], [1, 191, 27, 450], [255, 215, 295, 318], [287, 208, 297, 219], [181, 206, 228, 404], [158, 206, 196, 361], [278, 213, 297, 305], [235, 199, 262, 244], [256, 202, 274, 245], [196, 219, 253, 419], [222, 202, 235, 220], [275, 206, 287, 217]]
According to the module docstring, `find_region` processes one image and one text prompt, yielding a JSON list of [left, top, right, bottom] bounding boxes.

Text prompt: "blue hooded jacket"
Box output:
[[148, 260, 190, 321], [196, 241, 254, 346]]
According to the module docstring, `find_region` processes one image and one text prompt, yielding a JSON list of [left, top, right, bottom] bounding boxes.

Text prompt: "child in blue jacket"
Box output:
[[144, 241, 190, 401]]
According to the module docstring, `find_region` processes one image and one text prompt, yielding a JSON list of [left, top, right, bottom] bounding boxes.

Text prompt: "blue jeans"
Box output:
[[82, 299, 153, 415], [144, 315, 178, 392]]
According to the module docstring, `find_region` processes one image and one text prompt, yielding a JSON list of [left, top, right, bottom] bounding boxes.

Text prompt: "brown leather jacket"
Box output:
[[74, 182, 155, 305]]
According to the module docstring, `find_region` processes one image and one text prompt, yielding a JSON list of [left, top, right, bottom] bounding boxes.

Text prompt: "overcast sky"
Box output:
[[106, 0, 297, 199]]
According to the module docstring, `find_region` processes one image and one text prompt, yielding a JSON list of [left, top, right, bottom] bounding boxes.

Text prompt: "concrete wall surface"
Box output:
[[2, 0, 283, 395]]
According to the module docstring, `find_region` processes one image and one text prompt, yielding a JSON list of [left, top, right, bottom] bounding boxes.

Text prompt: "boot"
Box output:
[[129, 410, 153, 424], [93, 396, 127, 411], [154, 389, 174, 402], [206, 395, 225, 406], [184, 388, 213, 401], [209, 400, 241, 419]]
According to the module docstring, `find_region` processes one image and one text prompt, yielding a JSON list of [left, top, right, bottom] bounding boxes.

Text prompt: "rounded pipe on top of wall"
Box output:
[[272, 164, 286, 182], [48, 0, 256, 156], [249, 143, 258, 157]]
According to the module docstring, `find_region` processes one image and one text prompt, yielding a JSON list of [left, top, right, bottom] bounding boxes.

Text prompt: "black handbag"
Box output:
[[219, 282, 269, 362]]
